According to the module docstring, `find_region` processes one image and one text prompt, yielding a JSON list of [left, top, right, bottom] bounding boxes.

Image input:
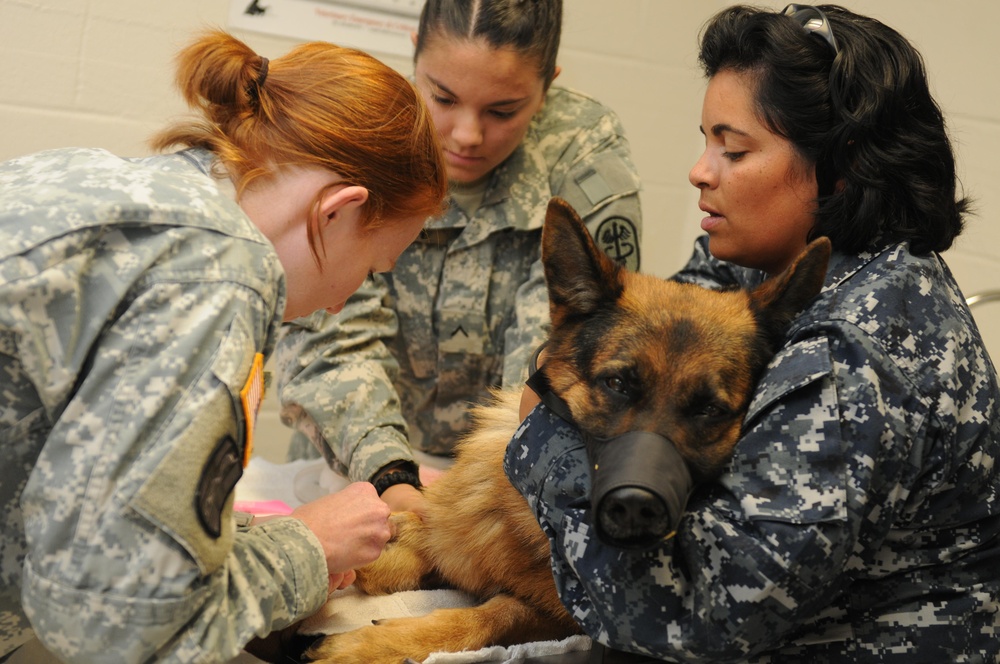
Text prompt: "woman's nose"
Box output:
[[452, 111, 483, 148], [688, 151, 715, 189]]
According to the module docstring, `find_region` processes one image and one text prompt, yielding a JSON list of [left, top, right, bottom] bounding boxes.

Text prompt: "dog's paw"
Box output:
[[304, 623, 431, 664]]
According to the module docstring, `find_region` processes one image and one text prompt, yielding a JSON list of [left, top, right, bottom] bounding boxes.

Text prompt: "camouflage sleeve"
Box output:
[[501, 110, 642, 388], [21, 279, 328, 662], [504, 323, 936, 660], [274, 277, 412, 481]]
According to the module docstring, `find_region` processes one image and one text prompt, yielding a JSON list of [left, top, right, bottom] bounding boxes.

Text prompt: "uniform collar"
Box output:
[[175, 146, 217, 176], [821, 241, 901, 294]]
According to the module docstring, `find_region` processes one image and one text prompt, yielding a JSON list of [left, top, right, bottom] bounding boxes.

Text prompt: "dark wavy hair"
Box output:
[[697, 5, 969, 255], [415, 0, 562, 88]]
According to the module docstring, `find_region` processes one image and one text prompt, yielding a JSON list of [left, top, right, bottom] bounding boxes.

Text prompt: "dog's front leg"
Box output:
[[304, 593, 576, 664], [354, 511, 438, 595]]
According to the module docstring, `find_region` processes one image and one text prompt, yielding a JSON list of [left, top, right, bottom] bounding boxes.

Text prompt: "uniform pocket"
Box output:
[[729, 336, 848, 525]]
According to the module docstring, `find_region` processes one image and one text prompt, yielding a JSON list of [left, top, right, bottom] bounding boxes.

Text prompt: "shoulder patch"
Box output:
[[240, 353, 265, 468], [595, 216, 640, 272], [195, 435, 244, 538]]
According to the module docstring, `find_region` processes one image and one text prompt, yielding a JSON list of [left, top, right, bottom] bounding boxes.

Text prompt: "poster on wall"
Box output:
[[228, 0, 423, 58]]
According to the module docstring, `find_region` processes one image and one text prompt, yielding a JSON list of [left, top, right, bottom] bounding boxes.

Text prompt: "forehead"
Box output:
[[622, 279, 758, 349], [701, 69, 762, 131], [572, 277, 756, 366], [416, 35, 543, 94], [701, 69, 813, 171]]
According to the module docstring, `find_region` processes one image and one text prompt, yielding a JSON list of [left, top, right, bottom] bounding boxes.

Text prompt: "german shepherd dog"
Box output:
[[303, 198, 830, 663]]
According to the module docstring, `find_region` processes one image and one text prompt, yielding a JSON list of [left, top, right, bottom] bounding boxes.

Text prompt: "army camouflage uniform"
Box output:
[[0, 148, 328, 661], [505, 236, 1000, 661], [276, 86, 642, 482]]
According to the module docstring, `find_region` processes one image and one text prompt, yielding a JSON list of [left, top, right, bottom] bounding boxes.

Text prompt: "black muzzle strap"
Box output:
[[525, 342, 577, 425]]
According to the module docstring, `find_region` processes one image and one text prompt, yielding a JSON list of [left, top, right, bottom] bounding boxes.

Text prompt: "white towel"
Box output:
[[422, 635, 592, 663], [298, 586, 480, 635]]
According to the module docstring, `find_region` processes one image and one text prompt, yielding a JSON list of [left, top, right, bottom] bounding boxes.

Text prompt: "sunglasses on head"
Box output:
[[783, 4, 839, 56]]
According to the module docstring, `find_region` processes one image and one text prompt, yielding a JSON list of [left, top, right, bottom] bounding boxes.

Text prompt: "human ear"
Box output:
[[542, 65, 562, 94], [539, 66, 561, 111], [318, 185, 369, 226]]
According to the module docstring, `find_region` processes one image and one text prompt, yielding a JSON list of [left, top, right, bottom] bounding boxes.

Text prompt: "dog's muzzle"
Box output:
[[590, 431, 692, 550], [526, 347, 693, 551]]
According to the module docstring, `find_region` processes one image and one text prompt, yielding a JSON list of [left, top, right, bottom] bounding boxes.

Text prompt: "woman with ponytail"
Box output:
[[0, 30, 445, 661], [278, 0, 643, 518]]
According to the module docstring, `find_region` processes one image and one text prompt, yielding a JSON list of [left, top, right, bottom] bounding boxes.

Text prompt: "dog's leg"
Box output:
[[354, 511, 439, 595], [304, 593, 578, 664]]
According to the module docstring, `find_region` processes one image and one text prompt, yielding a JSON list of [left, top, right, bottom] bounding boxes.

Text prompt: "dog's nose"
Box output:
[[597, 486, 672, 548]]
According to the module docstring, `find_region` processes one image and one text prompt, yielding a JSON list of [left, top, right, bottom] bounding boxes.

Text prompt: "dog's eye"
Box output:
[[604, 375, 629, 396], [694, 403, 725, 419], [683, 386, 732, 421]]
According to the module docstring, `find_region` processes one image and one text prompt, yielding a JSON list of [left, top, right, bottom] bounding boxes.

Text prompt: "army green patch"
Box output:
[[130, 382, 239, 573]]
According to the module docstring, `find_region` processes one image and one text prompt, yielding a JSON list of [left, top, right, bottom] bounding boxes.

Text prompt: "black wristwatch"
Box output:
[[371, 461, 422, 496]]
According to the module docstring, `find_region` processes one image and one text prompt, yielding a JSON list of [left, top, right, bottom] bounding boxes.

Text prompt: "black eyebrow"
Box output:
[[425, 74, 529, 108], [699, 123, 751, 138]]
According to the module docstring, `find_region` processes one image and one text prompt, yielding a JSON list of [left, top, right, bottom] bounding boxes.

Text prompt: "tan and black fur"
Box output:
[[303, 198, 831, 664]]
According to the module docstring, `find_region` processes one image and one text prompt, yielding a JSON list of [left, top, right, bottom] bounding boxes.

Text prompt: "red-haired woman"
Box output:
[[0, 30, 445, 662]]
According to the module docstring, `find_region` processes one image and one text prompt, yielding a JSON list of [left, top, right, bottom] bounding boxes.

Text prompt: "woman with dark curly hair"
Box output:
[[510, 5, 999, 660]]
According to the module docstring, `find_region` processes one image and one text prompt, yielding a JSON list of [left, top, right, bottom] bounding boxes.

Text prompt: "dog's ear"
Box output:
[[750, 237, 831, 340], [542, 197, 624, 327]]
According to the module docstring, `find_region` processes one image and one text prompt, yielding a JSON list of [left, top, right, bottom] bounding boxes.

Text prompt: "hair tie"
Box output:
[[257, 57, 269, 88], [249, 57, 269, 108]]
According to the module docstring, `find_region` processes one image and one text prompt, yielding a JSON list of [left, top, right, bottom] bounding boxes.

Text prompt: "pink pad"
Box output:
[[233, 499, 294, 516]]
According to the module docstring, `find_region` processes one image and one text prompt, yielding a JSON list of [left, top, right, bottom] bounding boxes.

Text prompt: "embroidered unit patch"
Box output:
[[195, 434, 243, 538]]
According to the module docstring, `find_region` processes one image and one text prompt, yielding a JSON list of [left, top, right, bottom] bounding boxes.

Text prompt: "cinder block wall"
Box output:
[[3, 1, 999, 461]]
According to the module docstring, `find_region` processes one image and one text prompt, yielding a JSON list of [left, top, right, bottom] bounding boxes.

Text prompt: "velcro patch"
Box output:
[[575, 168, 614, 206]]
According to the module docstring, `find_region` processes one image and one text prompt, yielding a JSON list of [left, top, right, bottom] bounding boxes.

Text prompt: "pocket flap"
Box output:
[[745, 337, 831, 428]]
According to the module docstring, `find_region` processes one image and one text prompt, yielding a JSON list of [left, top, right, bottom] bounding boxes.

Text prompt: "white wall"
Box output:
[[3, 0, 999, 460]]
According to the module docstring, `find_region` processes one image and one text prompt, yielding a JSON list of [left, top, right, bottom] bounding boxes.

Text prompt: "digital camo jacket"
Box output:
[[275, 86, 642, 481], [0, 148, 328, 662], [505, 236, 1000, 662]]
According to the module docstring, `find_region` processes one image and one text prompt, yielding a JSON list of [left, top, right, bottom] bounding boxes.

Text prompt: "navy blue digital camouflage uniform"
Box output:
[[0, 148, 329, 662], [505, 235, 1000, 661]]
